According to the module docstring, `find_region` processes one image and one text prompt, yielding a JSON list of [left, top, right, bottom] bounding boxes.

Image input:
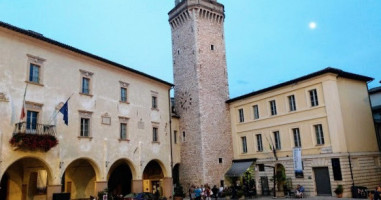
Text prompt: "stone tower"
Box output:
[[169, 0, 233, 186]]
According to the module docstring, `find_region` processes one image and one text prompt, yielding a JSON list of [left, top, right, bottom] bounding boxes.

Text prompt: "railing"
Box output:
[[13, 122, 56, 136]]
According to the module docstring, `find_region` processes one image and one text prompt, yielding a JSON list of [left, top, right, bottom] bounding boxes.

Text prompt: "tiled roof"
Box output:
[[227, 67, 373, 103], [0, 21, 173, 87]]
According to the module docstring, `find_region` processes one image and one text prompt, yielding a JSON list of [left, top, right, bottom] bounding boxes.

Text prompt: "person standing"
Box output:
[[195, 186, 202, 200], [212, 185, 219, 200], [374, 186, 381, 200]]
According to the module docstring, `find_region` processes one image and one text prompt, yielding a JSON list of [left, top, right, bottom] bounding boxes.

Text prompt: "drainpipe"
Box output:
[[168, 87, 174, 171]]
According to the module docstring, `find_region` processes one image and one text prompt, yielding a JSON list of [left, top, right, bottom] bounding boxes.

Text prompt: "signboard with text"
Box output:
[[293, 147, 304, 178]]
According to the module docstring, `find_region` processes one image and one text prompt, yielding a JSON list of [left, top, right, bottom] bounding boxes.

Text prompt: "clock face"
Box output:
[[179, 91, 192, 111]]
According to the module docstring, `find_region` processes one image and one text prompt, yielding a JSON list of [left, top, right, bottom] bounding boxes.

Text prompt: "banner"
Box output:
[[293, 147, 304, 178]]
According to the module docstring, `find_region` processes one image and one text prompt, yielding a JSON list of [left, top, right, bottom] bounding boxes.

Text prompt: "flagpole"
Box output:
[[19, 83, 28, 122], [48, 93, 74, 124]]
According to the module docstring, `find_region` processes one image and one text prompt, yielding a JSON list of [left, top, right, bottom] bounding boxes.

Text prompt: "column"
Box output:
[[47, 185, 62, 200], [163, 177, 173, 198], [132, 180, 143, 193], [95, 181, 108, 196]]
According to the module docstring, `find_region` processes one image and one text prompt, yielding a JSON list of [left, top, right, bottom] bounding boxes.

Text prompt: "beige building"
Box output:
[[0, 21, 175, 200], [227, 68, 381, 197]]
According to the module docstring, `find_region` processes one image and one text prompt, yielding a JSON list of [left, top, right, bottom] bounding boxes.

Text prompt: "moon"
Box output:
[[309, 22, 317, 29]]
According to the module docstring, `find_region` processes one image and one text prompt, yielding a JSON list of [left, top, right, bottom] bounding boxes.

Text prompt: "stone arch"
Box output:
[[106, 159, 136, 197], [62, 157, 100, 199], [275, 163, 286, 192], [1, 156, 54, 200], [142, 159, 169, 195], [143, 159, 168, 178], [172, 163, 180, 186]]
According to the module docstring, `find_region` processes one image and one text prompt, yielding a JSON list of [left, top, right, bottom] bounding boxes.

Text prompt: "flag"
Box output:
[[20, 84, 28, 121], [59, 100, 69, 125]]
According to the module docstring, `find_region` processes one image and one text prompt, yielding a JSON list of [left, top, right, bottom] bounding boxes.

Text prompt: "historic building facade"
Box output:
[[169, 0, 233, 187], [227, 68, 381, 197], [0, 22, 174, 200]]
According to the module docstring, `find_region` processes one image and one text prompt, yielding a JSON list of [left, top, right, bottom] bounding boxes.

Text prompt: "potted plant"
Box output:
[[174, 184, 185, 200], [334, 185, 343, 198]]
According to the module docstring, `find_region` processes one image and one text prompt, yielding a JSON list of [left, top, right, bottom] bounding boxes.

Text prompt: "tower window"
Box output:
[[219, 158, 223, 163], [211, 45, 214, 50]]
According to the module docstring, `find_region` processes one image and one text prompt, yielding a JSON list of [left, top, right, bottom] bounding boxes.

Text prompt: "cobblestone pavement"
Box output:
[[183, 197, 363, 200]]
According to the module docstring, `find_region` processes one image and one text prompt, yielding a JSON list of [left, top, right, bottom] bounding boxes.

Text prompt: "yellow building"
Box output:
[[0, 21, 175, 200], [227, 68, 381, 197]]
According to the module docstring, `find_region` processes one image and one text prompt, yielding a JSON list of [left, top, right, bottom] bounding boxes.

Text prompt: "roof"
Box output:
[[0, 21, 173, 87], [369, 86, 381, 94], [227, 67, 374, 103]]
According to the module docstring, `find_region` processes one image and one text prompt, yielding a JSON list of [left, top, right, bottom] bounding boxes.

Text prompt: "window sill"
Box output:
[[315, 144, 324, 146], [78, 136, 93, 140], [25, 81, 44, 87], [152, 141, 160, 144], [120, 101, 130, 104], [79, 92, 93, 97], [119, 139, 130, 142], [151, 108, 159, 111]]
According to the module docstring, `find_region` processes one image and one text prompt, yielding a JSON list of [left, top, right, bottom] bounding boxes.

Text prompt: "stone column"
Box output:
[[163, 177, 173, 198], [47, 185, 62, 200], [95, 181, 108, 196], [132, 180, 143, 193]]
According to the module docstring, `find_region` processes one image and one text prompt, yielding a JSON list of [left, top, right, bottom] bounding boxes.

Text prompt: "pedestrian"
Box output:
[[189, 185, 195, 200], [212, 185, 219, 200], [195, 186, 202, 200], [374, 186, 381, 200]]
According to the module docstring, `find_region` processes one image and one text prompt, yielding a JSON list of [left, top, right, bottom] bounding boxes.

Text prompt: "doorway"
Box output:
[[313, 167, 332, 196]]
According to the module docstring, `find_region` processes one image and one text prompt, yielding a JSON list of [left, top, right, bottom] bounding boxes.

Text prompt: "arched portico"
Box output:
[[142, 159, 172, 198], [0, 156, 53, 200], [107, 159, 135, 198], [62, 158, 100, 199]]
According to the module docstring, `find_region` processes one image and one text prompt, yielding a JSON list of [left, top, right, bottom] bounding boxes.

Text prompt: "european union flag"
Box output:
[[59, 100, 69, 125]]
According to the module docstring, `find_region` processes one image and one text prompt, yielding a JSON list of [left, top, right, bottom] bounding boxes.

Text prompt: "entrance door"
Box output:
[[313, 167, 331, 195], [260, 176, 270, 196]]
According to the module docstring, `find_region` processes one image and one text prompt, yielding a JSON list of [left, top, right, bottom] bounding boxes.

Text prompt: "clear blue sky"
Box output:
[[1, 0, 380, 98]]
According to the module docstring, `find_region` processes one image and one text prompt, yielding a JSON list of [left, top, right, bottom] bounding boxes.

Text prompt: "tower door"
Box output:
[[313, 167, 331, 195]]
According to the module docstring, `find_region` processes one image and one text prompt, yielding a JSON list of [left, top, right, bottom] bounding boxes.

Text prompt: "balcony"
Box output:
[[10, 122, 58, 152]]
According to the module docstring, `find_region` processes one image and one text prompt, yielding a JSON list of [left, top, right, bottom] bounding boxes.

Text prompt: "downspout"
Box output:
[[169, 87, 174, 171]]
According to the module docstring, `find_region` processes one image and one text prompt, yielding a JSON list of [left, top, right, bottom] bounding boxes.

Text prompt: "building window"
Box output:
[[331, 158, 343, 180], [80, 118, 90, 137], [182, 131, 186, 142], [152, 96, 158, 109], [211, 45, 214, 50], [153, 127, 159, 142], [293, 128, 301, 147], [79, 69, 93, 95], [257, 164, 265, 171], [26, 111, 38, 133], [274, 131, 281, 149], [219, 158, 223, 163], [309, 89, 319, 107], [29, 64, 40, 83], [288, 95, 296, 111], [174, 131, 177, 144], [82, 77, 90, 94], [241, 136, 247, 153], [121, 87, 127, 102], [120, 123, 127, 140], [238, 108, 244, 123], [270, 100, 277, 116], [253, 105, 259, 119], [314, 124, 324, 145], [27, 54, 45, 85], [256, 134, 263, 152]]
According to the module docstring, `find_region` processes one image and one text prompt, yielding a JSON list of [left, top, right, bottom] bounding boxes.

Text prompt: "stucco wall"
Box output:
[[0, 26, 173, 198]]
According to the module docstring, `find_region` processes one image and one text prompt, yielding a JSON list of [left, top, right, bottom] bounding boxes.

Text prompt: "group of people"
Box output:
[[188, 184, 222, 200]]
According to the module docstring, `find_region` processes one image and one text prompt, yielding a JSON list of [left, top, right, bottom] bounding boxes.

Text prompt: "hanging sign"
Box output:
[[293, 147, 304, 178]]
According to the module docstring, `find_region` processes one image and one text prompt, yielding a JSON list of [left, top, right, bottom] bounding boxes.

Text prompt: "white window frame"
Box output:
[[253, 105, 259, 119], [26, 54, 45, 86], [256, 134, 263, 152], [270, 100, 277, 116], [309, 89, 319, 107], [293, 128, 301, 147], [79, 69, 94, 96], [288, 95, 296, 111], [238, 108, 245, 123], [241, 136, 248, 153], [314, 124, 325, 145], [274, 131, 281, 150]]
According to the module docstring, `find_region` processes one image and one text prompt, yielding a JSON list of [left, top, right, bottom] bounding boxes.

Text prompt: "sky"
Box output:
[[0, 0, 380, 98]]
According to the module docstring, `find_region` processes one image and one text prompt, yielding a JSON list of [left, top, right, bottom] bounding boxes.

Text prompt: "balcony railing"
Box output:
[[13, 122, 56, 136]]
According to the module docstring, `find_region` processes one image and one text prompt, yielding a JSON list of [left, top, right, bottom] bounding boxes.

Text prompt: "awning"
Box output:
[[225, 161, 254, 177]]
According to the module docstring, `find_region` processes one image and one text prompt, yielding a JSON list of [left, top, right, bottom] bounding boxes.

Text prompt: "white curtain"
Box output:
[[37, 170, 48, 190]]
